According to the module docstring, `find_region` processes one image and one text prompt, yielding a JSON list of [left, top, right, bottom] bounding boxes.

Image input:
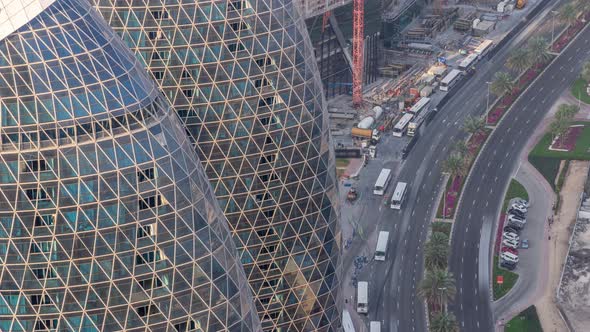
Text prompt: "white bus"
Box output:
[[458, 53, 478, 72], [370, 321, 381, 332], [474, 39, 493, 58], [392, 113, 414, 137], [357, 281, 368, 314], [439, 69, 462, 92], [342, 310, 355, 332], [374, 231, 390, 261], [373, 168, 392, 195], [390, 182, 408, 209], [408, 97, 431, 115]]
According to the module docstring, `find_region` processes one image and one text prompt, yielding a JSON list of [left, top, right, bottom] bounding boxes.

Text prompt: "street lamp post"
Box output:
[[438, 287, 447, 312], [486, 81, 491, 111]]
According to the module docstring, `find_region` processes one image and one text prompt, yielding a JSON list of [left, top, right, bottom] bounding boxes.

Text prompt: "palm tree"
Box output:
[[441, 154, 465, 218], [576, 0, 590, 14], [556, 104, 579, 120], [417, 269, 457, 310], [552, 104, 580, 145], [462, 115, 486, 136], [527, 37, 552, 64], [425, 233, 449, 270], [452, 140, 470, 159], [506, 48, 532, 73], [429, 232, 449, 247], [560, 3, 579, 28], [490, 72, 514, 97], [430, 311, 459, 332]]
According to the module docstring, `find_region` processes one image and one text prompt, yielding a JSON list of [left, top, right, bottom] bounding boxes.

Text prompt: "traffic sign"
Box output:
[[497, 276, 504, 284]]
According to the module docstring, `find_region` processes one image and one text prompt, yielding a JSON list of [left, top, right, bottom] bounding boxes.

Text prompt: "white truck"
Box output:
[[374, 231, 390, 261], [357, 281, 368, 314]]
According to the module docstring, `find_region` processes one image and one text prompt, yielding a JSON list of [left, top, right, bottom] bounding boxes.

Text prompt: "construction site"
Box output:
[[303, 0, 532, 160]]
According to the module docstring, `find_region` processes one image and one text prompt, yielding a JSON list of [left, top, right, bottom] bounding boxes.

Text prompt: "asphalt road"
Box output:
[[350, 4, 562, 331], [448, 22, 590, 332]]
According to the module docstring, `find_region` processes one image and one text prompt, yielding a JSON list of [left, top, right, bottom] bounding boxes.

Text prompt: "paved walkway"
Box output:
[[535, 160, 588, 332]]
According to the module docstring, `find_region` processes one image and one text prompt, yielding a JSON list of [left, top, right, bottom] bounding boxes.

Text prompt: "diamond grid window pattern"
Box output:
[[0, 0, 260, 331], [93, 0, 341, 329]]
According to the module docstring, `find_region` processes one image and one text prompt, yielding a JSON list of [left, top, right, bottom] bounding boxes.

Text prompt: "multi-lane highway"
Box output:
[[449, 21, 590, 332], [348, 2, 562, 331]]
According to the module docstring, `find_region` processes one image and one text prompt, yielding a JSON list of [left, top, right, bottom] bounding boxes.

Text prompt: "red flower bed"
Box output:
[[442, 176, 462, 218], [553, 20, 586, 52], [487, 66, 545, 125], [550, 126, 584, 151], [494, 213, 506, 254]]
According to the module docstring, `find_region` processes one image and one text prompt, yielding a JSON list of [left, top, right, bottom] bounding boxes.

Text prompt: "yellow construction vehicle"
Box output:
[[516, 0, 527, 9]]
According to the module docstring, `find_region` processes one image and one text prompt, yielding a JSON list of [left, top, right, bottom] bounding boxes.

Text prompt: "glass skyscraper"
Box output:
[[0, 0, 260, 330], [93, 0, 341, 330]]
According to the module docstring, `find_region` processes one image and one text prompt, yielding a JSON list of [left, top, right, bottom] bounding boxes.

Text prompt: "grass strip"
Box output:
[[492, 256, 519, 300]]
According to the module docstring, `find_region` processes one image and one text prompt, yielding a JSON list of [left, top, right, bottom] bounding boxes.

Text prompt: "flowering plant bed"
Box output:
[[436, 129, 491, 219], [487, 62, 551, 125], [549, 125, 584, 152], [553, 19, 586, 52], [494, 213, 506, 255]]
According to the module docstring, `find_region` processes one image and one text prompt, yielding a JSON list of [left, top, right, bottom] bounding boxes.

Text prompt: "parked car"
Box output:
[[503, 238, 519, 249], [508, 208, 526, 218], [503, 225, 521, 235], [514, 198, 529, 208], [501, 260, 517, 270], [501, 252, 519, 263], [521, 239, 529, 249], [511, 203, 528, 213], [503, 232, 519, 242], [501, 246, 518, 255], [508, 215, 526, 225]]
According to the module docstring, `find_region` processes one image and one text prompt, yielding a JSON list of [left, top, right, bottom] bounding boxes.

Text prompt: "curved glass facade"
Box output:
[[0, 0, 260, 330], [93, 0, 341, 330]]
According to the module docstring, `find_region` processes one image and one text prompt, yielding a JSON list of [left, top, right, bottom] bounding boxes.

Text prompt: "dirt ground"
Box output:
[[534, 161, 589, 332]]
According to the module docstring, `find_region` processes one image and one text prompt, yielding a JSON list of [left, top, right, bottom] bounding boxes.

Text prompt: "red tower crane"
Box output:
[[352, 0, 364, 108]]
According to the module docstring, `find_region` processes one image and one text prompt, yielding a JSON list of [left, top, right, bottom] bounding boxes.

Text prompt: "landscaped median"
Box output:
[[528, 116, 590, 211], [436, 127, 491, 219], [418, 222, 460, 331]]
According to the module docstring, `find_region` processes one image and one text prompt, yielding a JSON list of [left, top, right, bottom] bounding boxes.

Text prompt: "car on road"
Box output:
[[501, 246, 518, 255], [521, 239, 529, 249], [503, 232, 519, 241], [500, 252, 519, 263], [508, 208, 526, 218], [502, 238, 519, 249], [501, 260, 517, 270]]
